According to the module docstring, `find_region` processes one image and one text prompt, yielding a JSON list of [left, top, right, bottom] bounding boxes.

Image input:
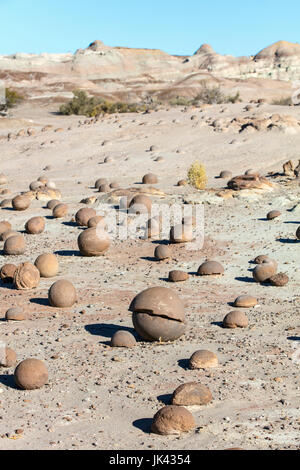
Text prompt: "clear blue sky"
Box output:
[[0, 0, 299, 57]]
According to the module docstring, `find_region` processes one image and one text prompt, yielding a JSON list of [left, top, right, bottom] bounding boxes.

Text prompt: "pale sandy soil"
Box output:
[[0, 101, 299, 450]]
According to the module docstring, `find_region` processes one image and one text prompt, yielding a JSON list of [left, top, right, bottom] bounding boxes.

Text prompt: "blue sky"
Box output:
[[0, 0, 299, 57]]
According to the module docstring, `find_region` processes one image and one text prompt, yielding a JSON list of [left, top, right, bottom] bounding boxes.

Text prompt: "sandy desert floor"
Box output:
[[0, 101, 299, 450]]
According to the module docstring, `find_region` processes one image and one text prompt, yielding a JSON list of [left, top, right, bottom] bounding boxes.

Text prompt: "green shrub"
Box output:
[[59, 90, 145, 116], [0, 88, 24, 110]]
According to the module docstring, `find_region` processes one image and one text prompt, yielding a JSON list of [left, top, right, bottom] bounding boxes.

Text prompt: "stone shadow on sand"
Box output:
[[211, 321, 224, 328], [235, 276, 256, 283], [276, 238, 298, 244], [287, 336, 300, 341], [30, 297, 49, 306], [157, 393, 172, 405], [0, 374, 18, 390], [177, 359, 189, 370], [85, 323, 136, 339], [132, 418, 152, 433], [54, 250, 81, 257]]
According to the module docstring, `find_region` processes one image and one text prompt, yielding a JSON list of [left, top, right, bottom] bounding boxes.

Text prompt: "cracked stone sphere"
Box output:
[[129, 287, 186, 342]]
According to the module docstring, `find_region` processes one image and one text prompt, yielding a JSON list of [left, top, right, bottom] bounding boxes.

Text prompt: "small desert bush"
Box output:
[[0, 88, 24, 110], [193, 82, 241, 105], [59, 90, 145, 116], [187, 161, 207, 190], [169, 96, 193, 106], [271, 96, 292, 106]]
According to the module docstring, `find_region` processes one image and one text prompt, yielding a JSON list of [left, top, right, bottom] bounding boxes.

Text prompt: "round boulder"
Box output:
[[14, 359, 48, 390], [172, 382, 212, 406], [223, 311, 249, 328], [111, 331, 136, 348], [189, 350, 218, 369], [151, 405, 195, 435], [129, 287, 185, 342], [48, 280, 77, 308]]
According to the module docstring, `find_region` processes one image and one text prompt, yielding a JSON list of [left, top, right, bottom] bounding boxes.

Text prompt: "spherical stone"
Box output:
[[87, 216, 107, 229], [111, 331, 137, 348], [5, 307, 27, 321], [25, 216, 45, 235], [95, 178, 108, 189], [151, 405, 195, 435], [48, 280, 77, 308], [14, 262, 40, 290], [52, 203, 68, 218], [142, 173, 158, 184], [98, 184, 111, 193], [14, 359, 48, 390], [253, 262, 277, 283], [0, 221, 11, 236], [34, 253, 59, 278], [177, 180, 187, 186], [78, 227, 110, 256], [172, 382, 212, 406], [110, 182, 120, 189], [4, 235, 26, 255], [12, 195, 31, 211], [168, 270, 189, 282], [267, 210, 281, 220], [234, 295, 258, 308], [130, 287, 186, 342], [154, 245, 171, 261], [189, 350, 218, 369], [296, 226, 300, 240], [29, 181, 43, 191], [47, 199, 60, 210], [75, 208, 97, 227], [254, 254, 271, 264], [0, 347, 17, 367], [170, 224, 193, 243], [269, 273, 289, 287], [1, 230, 19, 242], [220, 171, 233, 179], [223, 311, 249, 329], [129, 195, 152, 214], [197, 261, 224, 276], [0, 263, 17, 283]]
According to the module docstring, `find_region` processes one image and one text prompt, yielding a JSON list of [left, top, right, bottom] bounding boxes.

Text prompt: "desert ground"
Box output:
[[0, 97, 299, 450]]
